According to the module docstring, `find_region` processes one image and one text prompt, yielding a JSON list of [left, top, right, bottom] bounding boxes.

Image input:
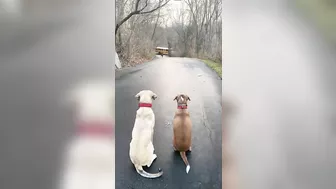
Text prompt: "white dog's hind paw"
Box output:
[[146, 154, 157, 167], [152, 154, 157, 162]]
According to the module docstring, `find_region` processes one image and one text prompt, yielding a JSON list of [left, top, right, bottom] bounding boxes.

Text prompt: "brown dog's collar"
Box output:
[[177, 105, 188, 109], [76, 121, 114, 136], [139, 103, 152, 108]]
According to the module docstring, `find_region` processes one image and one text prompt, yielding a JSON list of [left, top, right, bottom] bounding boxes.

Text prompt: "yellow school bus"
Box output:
[[155, 47, 169, 56]]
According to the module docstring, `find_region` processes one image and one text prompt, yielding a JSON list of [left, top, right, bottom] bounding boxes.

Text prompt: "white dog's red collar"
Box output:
[[177, 105, 188, 109], [76, 121, 114, 136], [139, 103, 152, 108]]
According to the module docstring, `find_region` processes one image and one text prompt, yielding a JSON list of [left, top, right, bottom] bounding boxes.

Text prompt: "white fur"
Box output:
[[186, 165, 190, 174], [129, 90, 158, 170], [59, 81, 115, 189]]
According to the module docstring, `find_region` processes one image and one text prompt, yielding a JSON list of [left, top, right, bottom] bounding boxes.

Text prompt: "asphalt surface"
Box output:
[[223, 1, 336, 189], [0, 0, 114, 188], [115, 57, 222, 189]]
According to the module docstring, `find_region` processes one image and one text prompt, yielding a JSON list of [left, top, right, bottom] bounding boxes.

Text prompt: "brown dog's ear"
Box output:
[[173, 95, 178, 101], [186, 95, 191, 101]]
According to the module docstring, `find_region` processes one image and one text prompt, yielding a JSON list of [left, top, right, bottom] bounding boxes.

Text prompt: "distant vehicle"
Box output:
[[155, 47, 169, 57]]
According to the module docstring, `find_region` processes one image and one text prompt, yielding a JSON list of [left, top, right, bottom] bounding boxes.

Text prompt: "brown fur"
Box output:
[[173, 94, 192, 171]]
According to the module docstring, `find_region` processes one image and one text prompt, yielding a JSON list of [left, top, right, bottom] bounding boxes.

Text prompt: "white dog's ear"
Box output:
[[135, 91, 141, 100], [152, 92, 158, 100]]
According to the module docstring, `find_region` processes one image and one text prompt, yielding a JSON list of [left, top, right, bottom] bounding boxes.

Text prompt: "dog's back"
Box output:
[[61, 137, 115, 189], [60, 81, 115, 189], [173, 110, 192, 151], [130, 107, 155, 163], [129, 90, 163, 178], [172, 94, 192, 173]]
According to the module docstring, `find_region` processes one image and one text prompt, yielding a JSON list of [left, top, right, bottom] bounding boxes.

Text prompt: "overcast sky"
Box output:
[[161, 0, 186, 27]]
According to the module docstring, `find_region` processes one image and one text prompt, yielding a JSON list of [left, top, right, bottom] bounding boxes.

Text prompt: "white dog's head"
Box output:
[[135, 90, 157, 104], [67, 81, 114, 122]]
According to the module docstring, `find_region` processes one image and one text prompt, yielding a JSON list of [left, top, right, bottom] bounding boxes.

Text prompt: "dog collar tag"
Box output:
[[139, 103, 152, 108]]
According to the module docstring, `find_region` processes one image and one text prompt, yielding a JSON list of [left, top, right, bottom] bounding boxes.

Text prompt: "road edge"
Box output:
[[198, 59, 222, 80]]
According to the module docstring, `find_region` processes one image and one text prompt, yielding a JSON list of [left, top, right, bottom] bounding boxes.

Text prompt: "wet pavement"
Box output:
[[0, 0, 114, 188], [115, 58, 222, 189], [222, 1, 336, 189]]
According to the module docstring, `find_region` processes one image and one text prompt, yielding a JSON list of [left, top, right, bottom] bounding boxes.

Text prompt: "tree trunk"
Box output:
[[151, 9, 161, 40], [118, 30, 123, 46]]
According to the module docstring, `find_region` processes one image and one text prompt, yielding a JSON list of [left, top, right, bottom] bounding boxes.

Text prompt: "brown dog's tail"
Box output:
[[180, 151, 190, 174]]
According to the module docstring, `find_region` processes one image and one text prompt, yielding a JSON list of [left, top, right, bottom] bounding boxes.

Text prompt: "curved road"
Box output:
[[223, 1, 336, 189], [115, 58, 222, 189], [0, 0, 114, 188]]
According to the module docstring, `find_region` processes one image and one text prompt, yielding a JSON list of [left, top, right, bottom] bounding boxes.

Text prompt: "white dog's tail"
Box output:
[[180, 151, 191, 174], [135, 165, 163, 179]]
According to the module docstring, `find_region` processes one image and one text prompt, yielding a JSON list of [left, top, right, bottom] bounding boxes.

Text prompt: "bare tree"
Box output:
[[115, 0, 171, 34], [116, 0, 128, 47], [172, 8, 194, 57], [183, 0, 208, 56], [115, 0, 221, 67], [151, 8, 161, 40], [168, 0, 221, 60], [116, 0, 172, 67]]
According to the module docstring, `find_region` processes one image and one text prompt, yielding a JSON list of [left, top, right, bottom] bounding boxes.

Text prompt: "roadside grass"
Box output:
[[295, 0, 336, 45], [201, 59, 222, 78]]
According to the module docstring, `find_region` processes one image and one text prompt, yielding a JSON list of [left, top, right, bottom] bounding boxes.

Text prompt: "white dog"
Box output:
[[59, 81, 115, 189], [129, 90, 163, 178]]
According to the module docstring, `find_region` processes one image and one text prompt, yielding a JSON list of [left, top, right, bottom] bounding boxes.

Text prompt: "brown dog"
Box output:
[[173, 94, 192, 173]]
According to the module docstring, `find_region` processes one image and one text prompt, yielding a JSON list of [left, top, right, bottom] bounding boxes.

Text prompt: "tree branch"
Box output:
[[140, 0, 170, 14], [115, 10, 139, 34], [115, 0, 170, 34], [139, 0, 149, 11], [135, 0, 141, 10]]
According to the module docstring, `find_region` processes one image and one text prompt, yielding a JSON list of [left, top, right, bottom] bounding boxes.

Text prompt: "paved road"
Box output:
[[223, 1, 336, 189], [0, 0, 114, 188], [115, 58, 222, 189]]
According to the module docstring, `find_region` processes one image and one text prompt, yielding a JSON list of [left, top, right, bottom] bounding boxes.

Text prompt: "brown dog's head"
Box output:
[[173, 94, 190, 106]]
